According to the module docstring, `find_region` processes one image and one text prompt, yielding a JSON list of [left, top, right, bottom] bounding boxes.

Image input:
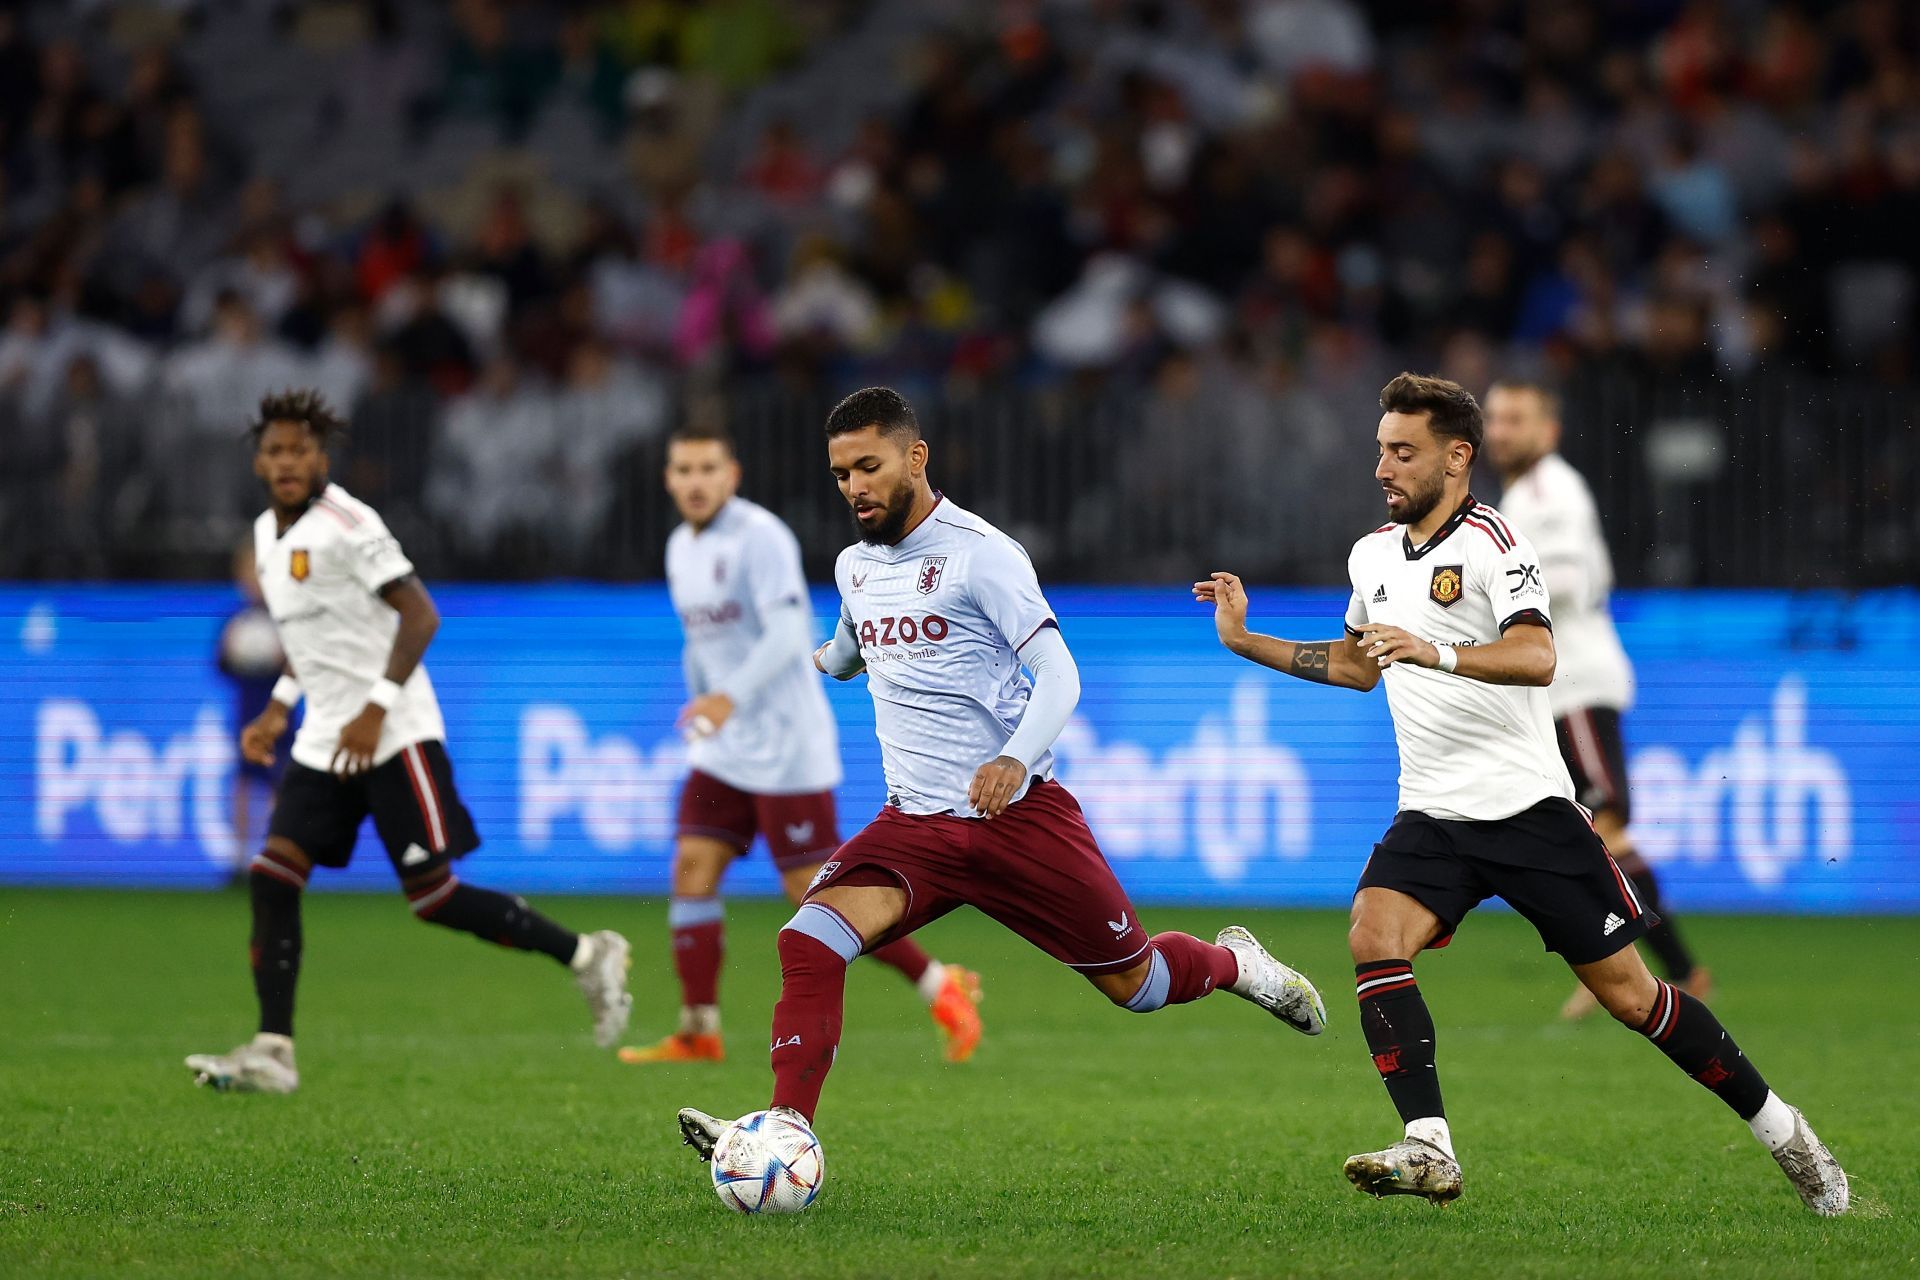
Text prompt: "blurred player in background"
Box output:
[[218, 539, 287, 876], [1484, 380, 1711, 1020], [675, 388, 1326, 1164], [186, 390, 633, 1094], [620, 423, 983, 1066], [1198, 374, 1845, 1215]]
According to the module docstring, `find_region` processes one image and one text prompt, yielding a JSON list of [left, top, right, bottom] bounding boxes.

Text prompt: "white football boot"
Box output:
[[678, 1105, 811, 1162], [1343, 1137, 1463, 1204], [185, 1034, 299, 1094], [1215, 925, 1327, 1035], [1771, 1107, 1850, 1216], [574, 930, 633, 1049], [678, 1107, 730, 1161]]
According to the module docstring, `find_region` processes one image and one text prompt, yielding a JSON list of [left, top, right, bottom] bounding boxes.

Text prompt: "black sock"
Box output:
[[1627, 867, 1696, 982], [248, 864, 304, 1037], [413, 875, 577, 965], [1636, 980, 1769, 1119], [1355, 960, 1445, 1122]]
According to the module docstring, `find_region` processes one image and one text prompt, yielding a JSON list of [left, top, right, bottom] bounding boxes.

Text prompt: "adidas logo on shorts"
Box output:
[[1602, 912, 1626, 936]]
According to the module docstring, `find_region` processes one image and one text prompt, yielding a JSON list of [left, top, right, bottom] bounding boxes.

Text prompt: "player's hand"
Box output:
[[678, 692, 735, 740], [331, 705, 384, 776], [968, 755, 1026, 819], [1358, 624, 1439, 670], [1193, 571, 1251, 652], [240, 704, 289, 767]]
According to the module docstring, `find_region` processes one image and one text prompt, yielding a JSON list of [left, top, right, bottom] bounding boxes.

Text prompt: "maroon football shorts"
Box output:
[[805, 780, 1149, 976], [675, 769, 841, 870]]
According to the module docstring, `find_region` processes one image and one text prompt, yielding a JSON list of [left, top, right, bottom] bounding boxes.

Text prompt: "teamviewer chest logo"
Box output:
[[916, 555, 947, 595]]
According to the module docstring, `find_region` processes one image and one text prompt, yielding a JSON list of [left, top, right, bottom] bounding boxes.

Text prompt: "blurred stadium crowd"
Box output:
[[0, 0, 1914, 583]]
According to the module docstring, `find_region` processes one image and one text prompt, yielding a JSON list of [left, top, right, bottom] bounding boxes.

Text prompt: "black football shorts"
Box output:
[[267, 739, 480, 875], [1356, 797, 1655, 965]]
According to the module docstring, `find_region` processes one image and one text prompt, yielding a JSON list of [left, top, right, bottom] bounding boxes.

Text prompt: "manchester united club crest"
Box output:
[[1429, 564, 1463, 607], [290, 549, 311, 582], [916, 555, 947, 595]]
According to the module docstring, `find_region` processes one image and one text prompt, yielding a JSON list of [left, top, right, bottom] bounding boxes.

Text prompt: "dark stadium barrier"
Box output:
[[3, 584, 1914, 912]]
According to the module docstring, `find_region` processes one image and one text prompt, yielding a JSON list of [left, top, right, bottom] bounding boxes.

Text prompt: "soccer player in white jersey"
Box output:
[[620, 423, 984, 1066], [1485, 380, 1712, 1021], [1196, 373, 1847, 1214], [674, 387, 1327, 1169], [185, 390, 633, 1094]]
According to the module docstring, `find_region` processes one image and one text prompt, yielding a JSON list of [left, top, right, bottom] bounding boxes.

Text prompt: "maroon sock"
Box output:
[[1149, 932, 1239, 1003], [769, 926, 850, 1123], [868, 937, 932, 985], [669, 897, 724, 1008]]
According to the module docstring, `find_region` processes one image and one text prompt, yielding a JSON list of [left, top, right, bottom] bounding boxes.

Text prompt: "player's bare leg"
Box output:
[[1562, 811, 1708, 1020], [621, 835, 733, 1064], [187, 838, 309, 1093], [776, 863, 984, 1063], [675, 879, 906, 1164], [1343, 888, 1463, 1204], [1574, 946, 1847, 1214]]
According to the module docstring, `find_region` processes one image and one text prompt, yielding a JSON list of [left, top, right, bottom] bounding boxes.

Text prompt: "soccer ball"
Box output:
[[709, 1110, 825, 1214]]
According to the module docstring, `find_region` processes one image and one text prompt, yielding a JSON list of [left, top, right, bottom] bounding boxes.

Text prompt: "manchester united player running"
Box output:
[[620, 423, 983, 1066], [186, 390, 633, 1093], [1195, 373, 1845, 1214], [675, 387, 1326, 1166], [1483, 380, 1711, 1020]]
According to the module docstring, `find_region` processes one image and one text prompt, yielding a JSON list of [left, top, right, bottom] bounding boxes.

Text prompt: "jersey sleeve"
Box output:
[[1344, 592, 1367, 636], [744, 519, 809, 615], [968, 536, 1057, 652], [343, 509, 415, 595], [1471, 522, 1553, 633]]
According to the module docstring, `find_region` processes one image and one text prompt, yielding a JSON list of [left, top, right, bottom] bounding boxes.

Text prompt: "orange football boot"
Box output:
[[929, 965, 984, 1063], [618, 1032, 725, 1064]]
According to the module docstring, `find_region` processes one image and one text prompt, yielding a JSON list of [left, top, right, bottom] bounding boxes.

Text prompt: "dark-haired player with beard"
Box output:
[[185, 390, 633, 1093], [620, 422, 983, 1066], [1195, 373, 1846, 1214], [1483, 379, 1712, 1020], [674, 387, 1328, 1170]]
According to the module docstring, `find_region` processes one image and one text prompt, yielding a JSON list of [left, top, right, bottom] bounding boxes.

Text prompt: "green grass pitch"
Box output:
[[1, 889, 1913, 1279]]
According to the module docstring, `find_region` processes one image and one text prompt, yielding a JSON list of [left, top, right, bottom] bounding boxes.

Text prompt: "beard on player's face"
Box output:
[[1385, 465, 1448, 526], [852, 473, 917, 545]]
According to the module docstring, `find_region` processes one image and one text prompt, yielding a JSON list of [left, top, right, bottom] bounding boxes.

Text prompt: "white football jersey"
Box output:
[[668, 497, 841, 794], [1494, 452, 1635, 717], [254, 483, 446, 772], [1344, 495, 1575, 822], [834, 497, 1056, 817]]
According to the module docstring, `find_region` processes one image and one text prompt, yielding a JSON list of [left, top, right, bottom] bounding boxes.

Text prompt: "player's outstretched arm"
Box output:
[[1194, 572, 1379, 691], [970, 625, 1080, 818], [813, 611, 865, 680], [1356, 621, 1555, 687]]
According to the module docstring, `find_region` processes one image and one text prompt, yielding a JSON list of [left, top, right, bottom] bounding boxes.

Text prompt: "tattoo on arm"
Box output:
[[1291, 641, 1332, 683]]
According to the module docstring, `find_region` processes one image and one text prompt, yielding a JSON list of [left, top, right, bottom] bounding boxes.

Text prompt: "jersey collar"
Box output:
[[1402, 493, 1478, 560]]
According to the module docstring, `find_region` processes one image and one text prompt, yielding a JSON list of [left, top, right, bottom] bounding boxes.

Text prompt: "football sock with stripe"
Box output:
[[769, 903, 860, 1123], [247, 858, 305, 1037], [1634, 979, 1769, 1120], [1355, 960, 1445, 1125], [1122, 933, 1239, 1012], [411, 873, 579, 965], [668, 896, 725, 1010], [1625, 866, 1697, 982]]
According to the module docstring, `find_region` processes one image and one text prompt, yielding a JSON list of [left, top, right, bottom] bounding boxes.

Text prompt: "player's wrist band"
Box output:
[[1433, 643, 1458, 674], [367, 677, 403, 710], [270, 675, 302, 707]]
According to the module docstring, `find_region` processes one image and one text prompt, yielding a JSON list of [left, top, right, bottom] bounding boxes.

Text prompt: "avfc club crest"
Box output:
[[916, 555, 948, 595], [1429, 564, 1463, 607], [290, 549, 311, 582]]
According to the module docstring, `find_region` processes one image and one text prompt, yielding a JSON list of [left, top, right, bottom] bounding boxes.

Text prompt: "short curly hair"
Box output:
[[249, 388, 348, 449], [824, 386, 920, 442]]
